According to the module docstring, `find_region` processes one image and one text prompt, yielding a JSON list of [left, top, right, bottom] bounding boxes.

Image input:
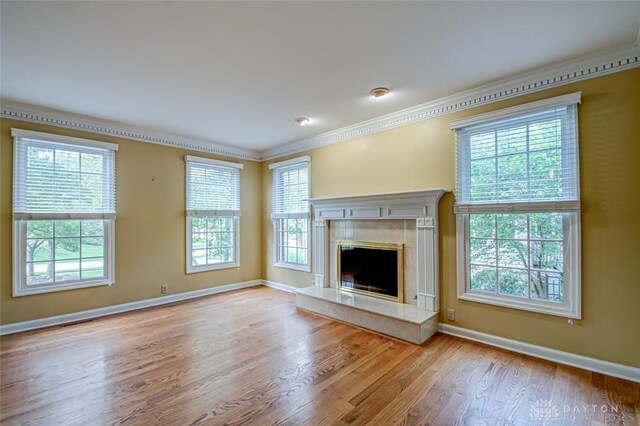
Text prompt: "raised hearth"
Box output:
[[296, 286, 438, 344]]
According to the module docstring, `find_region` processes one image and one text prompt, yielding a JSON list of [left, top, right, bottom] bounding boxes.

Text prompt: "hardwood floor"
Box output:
[[1, 287, 638, 426]]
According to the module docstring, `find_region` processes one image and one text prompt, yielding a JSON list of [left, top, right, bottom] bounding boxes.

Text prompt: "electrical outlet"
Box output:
[[447, 308, 455, 321], [161, 284, 168, 294]]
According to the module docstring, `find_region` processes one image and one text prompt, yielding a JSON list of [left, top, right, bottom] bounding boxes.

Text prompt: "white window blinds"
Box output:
[[186, 156, 242, 217], [12, 129, 118, 219], [453, 96, 580, 214], [270, 158, 310, 219]]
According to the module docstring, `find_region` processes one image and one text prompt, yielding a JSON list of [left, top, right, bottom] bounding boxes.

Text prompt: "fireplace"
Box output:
[[337, 241, 404, 303]]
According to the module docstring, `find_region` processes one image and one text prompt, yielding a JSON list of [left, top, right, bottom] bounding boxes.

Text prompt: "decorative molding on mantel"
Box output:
[[310, 189, 447, 312], [260, 43, 640, 160], [0, 100, 261, 161], [2, 44, 638, 162]]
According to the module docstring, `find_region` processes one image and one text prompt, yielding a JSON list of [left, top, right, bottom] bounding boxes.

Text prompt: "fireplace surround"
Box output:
[[295, 189, 448, 344]]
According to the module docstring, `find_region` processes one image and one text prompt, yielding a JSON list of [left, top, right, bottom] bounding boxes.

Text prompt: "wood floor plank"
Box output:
[[1, 287, 638, 426]]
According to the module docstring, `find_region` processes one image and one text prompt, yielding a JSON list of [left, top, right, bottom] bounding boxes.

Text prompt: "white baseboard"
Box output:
[[261, 280, 301, 293], [0, 279, 263, 336], [438, 323, 640, 384]]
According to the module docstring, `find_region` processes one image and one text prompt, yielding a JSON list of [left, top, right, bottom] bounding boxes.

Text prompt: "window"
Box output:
[[270, 156, 310, 271], [452, 93, 581, 318], [12, 129, 117, 296], [185, 156, 242, 273]]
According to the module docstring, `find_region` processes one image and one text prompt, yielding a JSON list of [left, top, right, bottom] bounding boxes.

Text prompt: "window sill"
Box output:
[[274, 262, 311, 273], [458, 291, 580, 319], [187, 262, 240, 274], [13, 279, 113, 297]]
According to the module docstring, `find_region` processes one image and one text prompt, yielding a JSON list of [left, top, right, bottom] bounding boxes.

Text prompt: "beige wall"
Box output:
[[1, 119, 262, 324], [262, 68, 640, 367]]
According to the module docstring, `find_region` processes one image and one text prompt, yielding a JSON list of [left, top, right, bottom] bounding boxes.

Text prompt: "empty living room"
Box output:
[[1, 1, 639, 425]]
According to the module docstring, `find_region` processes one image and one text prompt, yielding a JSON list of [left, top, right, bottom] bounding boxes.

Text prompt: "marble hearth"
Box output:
[[295, 189, 447, 344]]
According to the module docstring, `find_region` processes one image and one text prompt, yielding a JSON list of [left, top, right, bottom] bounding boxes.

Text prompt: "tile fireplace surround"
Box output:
[[296, 189, 448, 344]]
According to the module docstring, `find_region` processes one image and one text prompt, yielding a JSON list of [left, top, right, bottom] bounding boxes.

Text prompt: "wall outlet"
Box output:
[[161, 284, 169, 294], [447, 308, 455, 321]]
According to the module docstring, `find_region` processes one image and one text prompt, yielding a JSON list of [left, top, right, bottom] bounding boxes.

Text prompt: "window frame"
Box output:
[[185, 156, 243, 274], [270, 156, 311, 272], [451, 94, 582, 319], [11, 129, 118, 297]]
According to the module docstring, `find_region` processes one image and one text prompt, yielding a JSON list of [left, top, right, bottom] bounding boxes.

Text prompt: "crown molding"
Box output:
[[2, 44, 639, 162], [0, 100, 262, 161], [259, 43, 640, 161]]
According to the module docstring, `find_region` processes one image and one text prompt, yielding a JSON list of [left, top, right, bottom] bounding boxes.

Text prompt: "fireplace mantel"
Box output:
[[308, 189, 449, 313]]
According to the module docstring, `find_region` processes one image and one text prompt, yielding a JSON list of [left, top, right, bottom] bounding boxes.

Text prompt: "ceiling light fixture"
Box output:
[[295, 117, 311, 126], [369, 87, 390, 98]]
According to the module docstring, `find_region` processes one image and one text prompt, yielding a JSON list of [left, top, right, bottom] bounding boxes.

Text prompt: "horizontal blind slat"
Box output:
[[272, 161, 309, 215]]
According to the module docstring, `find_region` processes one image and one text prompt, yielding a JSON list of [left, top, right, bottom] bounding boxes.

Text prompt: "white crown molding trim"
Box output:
[[262, 280, 301, 293], [0, 279, 263, 335], [439, 323, 640, 384], [0, 100, 262, 161], [259, 43, 640, 161]]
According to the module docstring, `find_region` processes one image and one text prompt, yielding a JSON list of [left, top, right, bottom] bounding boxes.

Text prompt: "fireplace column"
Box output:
[[313, 219, 329, 287], [416, 217, 438, 311]]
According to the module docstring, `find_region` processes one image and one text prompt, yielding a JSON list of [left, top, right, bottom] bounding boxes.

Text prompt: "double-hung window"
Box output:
[[12, 129, 117, 296], [270, 156, 310, 271], [185, 156, 242, 273], [452, 93, 581, 318]]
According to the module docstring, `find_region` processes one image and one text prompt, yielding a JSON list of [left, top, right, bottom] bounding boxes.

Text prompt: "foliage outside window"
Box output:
[[453, 94, 581, 318], [270, 157, 310, 271], [185, 156, 242, 273], [12, 129, 117, 296]]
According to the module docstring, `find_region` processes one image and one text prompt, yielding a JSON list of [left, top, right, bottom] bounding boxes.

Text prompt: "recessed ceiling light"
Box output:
[[369, 87, 390, 98], [295, 117, 311, 126]]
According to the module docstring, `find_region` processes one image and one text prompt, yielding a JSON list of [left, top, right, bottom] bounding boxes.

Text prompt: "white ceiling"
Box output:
[[1, 1, 639, 153]]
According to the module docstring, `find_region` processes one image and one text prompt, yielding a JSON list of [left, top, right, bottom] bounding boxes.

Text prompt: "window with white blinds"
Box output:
[[11, 129, 118, 296], [451, 94, 582, 318], [270, 157, 310, 270], [185, 156, 243, 273]]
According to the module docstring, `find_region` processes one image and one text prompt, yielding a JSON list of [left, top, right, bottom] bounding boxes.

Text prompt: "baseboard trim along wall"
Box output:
[[0, 279, 264, 336], [261, 280, 301, 293], [438, 323, 640, 383], [2, 280, 637, 383]]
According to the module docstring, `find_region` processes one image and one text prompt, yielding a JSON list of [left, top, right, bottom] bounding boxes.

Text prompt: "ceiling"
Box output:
[[1, 1, 639, 153]]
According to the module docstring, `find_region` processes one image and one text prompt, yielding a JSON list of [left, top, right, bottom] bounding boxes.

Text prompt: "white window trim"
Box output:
[[12, 130, 117, 296], [453, 95, 582, 319], [13, 219, 116, 297], [185, 156, 241, 274], [273, 218, 312, 272], [185, 216, 240, 274], [271, 156, 311, 271]]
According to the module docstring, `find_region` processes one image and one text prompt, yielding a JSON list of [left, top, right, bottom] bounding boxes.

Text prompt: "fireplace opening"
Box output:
[[337, 241, 404, 303]]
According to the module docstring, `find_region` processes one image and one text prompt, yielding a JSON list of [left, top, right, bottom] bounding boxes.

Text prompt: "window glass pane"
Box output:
[[530, 149, 562, 199], [529, 213, 563, 240], [81, 153, 103, 174], [207, 248, 221, 264], [27, 146, 54, 168], [191, 217, 207, 234], [27, 221, 53, 238], [55, 238, 80, 260], [497, 214, 528, 239], [529, 119, 561, 151], [26, 261, 53, 285], [531, 271, 563, 303], [55, 260, 80, 282], [497, 240, 527, 268], [82, 237, 104, 258], [470, 265, 497, 293], [192, 233, 207, 250], [55, 149, 80, 171], [27, 238, 52, 262], [469, 132, 495, 159], [470, 158, 496, 201], [530, 241, 563, 271], [82, 258, 105, 279], [81, 220, 104, 236], [192, 249, 206, 266], [469, 238, 496, 266], [497, 154, 527, 201], [470, 214, 495, 238], [55, 221, 80, 237], [498, 268, 528, 298], [497, 125, 526, 155]]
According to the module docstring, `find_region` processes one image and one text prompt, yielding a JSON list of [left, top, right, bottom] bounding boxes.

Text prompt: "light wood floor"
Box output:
[[1, 287, 638, 426]]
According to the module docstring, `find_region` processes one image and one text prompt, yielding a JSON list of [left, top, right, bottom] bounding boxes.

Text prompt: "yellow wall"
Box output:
[[1, 119, 262, 324], [262, 68, 640, 367]]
